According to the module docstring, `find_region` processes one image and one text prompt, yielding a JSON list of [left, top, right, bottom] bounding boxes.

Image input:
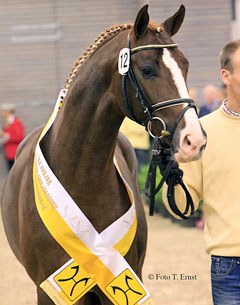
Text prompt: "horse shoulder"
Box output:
[[1, 126, 43, 258], [117, 132, 147, 278]]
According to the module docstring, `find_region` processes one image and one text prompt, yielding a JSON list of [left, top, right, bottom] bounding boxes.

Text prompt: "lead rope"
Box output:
[[145, 137, 194, 218]]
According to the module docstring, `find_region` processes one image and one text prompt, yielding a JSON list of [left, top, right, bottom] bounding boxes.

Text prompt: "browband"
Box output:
[[131, 43, 178, 54]]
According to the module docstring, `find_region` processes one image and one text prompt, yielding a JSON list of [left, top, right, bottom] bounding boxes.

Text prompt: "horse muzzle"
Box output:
[[173, 121, 207, 163]]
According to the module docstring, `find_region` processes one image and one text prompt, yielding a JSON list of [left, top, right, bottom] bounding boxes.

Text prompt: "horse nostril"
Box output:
[[200, 143, 206, 153], [183, 135, 198, 151], [184, 135, 192, 146]]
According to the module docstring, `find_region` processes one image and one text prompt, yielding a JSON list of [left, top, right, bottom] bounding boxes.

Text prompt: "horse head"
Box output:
[[118, 5, 207, 163]]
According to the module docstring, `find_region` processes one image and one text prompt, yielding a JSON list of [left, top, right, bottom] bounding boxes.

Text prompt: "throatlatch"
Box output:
[[145, 137, 194, 219]]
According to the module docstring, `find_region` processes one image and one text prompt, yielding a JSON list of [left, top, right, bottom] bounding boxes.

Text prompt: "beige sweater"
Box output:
[[120, 118, 150, 150], [163, 107, 240, 256]]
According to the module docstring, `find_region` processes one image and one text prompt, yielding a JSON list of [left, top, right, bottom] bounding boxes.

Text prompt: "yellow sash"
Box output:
[[33, 90, 155, 305]]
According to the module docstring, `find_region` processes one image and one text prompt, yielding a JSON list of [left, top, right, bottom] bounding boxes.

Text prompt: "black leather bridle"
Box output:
[[121, 34, 197, 141], [120, 34, 197, 218]]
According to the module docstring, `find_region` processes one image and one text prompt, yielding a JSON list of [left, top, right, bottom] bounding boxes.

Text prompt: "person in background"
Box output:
[[120, 117, 150, 169], [199, 84, 220, 117], [162, 40, 240, 304], [0, 104, 25, 170]]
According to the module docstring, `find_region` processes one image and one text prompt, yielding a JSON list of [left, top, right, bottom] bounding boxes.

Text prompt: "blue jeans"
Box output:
[[211, 256, 240, 305]]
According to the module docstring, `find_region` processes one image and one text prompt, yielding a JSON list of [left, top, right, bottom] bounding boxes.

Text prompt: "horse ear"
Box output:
[[134, 5, 149, 38], [163, 5, 185, 36]]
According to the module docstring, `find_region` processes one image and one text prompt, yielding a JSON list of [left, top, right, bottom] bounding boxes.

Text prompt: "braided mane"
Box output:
[[64, 23, 132, 89]]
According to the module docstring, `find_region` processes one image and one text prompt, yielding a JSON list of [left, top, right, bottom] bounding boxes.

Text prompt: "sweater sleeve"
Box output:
[[162, 158, 203, 219], [3, 119, 25, 144]]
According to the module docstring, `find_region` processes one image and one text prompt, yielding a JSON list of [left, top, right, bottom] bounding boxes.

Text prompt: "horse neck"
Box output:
[[44, 60, 124, 187]]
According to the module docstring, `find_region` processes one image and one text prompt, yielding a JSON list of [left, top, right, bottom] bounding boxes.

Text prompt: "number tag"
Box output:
[[118, 48, 130, 75]]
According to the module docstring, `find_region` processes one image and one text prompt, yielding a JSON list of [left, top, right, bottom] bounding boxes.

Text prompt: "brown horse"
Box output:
[[1, 5, 206, 305]]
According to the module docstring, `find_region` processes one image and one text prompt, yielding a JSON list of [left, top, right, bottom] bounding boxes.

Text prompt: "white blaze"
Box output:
[[162, 48, 189, 98], [161, 48, 206, 162]]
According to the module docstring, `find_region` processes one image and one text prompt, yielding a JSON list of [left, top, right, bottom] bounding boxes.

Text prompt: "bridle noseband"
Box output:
[[121, 33, 197, 140]]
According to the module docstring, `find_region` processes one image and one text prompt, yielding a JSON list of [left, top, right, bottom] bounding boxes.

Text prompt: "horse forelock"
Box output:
[[148, 21, 164, 33], [64, 23, 132, 89]]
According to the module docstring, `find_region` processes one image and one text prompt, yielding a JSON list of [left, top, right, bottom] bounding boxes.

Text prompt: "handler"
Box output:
[[163, 40, 240, 305]]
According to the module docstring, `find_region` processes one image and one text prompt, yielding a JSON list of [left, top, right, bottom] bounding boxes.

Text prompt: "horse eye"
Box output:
[[141, 66, 154, 78]]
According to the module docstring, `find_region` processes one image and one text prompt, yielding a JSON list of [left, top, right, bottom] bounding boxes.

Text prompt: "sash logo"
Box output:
[[53, 262, 95, 302], [106, 269, 146, 305]]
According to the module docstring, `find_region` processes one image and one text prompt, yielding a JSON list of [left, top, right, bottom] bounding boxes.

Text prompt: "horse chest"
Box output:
[[69, 177, 132, 233]]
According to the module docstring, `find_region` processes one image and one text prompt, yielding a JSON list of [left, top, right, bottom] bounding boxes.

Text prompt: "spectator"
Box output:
[[199, 84, 220, 117], [120, 117, 150, 168], [163, 39, 240, 304], [0, 104, 25, 170]]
